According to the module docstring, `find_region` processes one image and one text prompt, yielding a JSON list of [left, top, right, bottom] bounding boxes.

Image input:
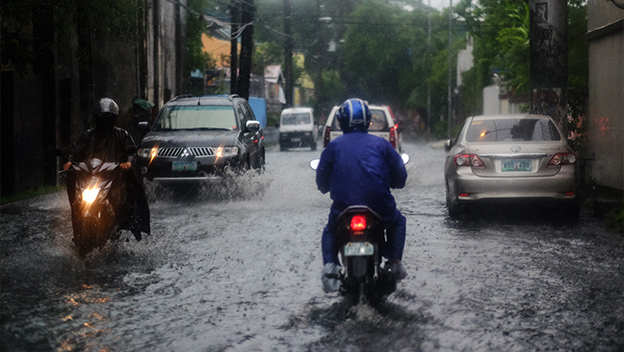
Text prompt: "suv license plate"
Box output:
[[172, 161, 197, 171], [344, 242, 374, 256], [502, 160, 531, 172]]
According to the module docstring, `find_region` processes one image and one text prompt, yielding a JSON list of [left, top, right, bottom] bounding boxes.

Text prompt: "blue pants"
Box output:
[[321, 208, 406, 265]]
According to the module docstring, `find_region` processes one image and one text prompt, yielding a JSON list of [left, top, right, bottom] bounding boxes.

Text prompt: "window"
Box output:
[[154, 105, 236, 130], [465, 118, 561, 142]]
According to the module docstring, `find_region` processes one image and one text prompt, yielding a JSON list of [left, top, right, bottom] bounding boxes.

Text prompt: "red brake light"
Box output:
[[350, 215, 367, 232], [454, 154, 485, 168], [548, 153, 577, 166], [389, 126, 397, 149], [323, 126, 331, 147]]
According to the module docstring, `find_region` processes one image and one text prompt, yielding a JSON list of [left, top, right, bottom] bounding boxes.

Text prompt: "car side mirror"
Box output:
[[138, 121, 150, 131], [444, 139, 453, 152], [246, 120, 260, 133]]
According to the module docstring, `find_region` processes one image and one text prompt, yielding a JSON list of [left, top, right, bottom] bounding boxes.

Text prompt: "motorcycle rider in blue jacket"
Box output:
[[316, 98, 408, 292]]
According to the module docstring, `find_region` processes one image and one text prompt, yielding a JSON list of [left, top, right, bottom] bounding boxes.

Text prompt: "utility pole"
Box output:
[[529, 0, 567, 125], [238, 0, 255, 100], [427, 0, 432, 136], [283, 0, 293, 107], [447, 0, 453, 139], [230, 0, 239, 95]]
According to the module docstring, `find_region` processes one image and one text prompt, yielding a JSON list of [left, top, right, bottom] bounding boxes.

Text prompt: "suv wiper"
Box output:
[[183, 127, 231, 131]]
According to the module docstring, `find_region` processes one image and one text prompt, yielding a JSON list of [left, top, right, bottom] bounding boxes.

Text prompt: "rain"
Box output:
[[2, 141, 623, 351]]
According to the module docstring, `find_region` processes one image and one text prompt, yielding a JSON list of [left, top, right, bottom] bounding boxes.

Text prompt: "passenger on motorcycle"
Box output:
[[63, 97, 150, 241], [316, 98, 408, 292]]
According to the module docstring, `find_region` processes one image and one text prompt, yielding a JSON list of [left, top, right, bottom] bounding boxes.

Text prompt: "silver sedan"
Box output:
[[444, 114, 579, 217]]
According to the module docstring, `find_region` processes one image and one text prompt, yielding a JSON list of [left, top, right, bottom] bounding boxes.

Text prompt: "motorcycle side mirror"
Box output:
[[309, 159, 320, 170], [401, 153, 410, 165], [137, 121, 150, 131]]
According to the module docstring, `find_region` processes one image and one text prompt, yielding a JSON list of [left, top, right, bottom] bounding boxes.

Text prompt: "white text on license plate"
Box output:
[[344, 242, 374, 256], [172, 161, 197, 171], [502, 160, 531, 172]]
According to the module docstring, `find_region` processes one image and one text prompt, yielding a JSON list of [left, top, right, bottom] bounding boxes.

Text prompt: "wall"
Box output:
[[586, 2, 624, 191]]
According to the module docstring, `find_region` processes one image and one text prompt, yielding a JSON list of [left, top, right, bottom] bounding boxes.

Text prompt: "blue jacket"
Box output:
[[316, 130, 407, 222]]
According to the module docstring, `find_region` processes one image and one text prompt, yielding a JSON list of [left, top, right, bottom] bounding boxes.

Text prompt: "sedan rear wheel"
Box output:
[[446, 185, 464, 218]]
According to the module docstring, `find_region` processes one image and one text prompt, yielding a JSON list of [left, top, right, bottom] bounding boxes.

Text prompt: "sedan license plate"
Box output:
[[344, 242, 374, 256], [290, 137, 301, 142], [172, 161, 197, 171], [502, 159, 531, 172]]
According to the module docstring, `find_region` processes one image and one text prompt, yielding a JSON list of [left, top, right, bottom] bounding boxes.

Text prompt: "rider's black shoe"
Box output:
[[132, 230, 142, 242]]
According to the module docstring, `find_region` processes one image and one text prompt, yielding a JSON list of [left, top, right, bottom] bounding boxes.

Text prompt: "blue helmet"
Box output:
[[337, 98, 372, 133]]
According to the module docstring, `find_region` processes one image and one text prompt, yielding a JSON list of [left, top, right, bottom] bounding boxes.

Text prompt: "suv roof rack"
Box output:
[[173, 94, 194, 101]]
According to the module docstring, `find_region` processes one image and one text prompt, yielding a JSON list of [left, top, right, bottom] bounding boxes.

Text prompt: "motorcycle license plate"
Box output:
[[172, 161, 197, 171], [344, 242, 374, 256]]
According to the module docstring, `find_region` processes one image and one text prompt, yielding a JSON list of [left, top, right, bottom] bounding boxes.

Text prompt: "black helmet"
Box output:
[[93, 97, 119, 127], [337, 98, 372, 133]]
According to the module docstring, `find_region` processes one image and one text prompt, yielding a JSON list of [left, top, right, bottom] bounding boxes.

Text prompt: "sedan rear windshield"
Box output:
[[282, 113, 311, 125], [465, 118, 561, 142], [154, 105, 237, 130], [331, 109, 389, 131]]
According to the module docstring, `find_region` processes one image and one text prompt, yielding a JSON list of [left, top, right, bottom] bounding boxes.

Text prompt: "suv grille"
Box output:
[[158, 147, 214, 158]]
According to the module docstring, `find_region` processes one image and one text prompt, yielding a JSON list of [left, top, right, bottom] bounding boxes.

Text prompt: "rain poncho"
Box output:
[[68, 126, 150, 236], [316, 130, 407, 265]]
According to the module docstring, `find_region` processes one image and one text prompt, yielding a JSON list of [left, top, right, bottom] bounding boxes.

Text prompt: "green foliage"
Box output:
[[0, 186, 64, 206], [186, 0, 215, 78]]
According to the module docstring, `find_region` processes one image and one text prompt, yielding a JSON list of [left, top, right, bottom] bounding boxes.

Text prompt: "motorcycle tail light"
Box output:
[[350, 215, 367, 232]]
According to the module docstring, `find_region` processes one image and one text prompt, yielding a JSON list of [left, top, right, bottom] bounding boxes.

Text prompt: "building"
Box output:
[[1, 0, 188, 197]]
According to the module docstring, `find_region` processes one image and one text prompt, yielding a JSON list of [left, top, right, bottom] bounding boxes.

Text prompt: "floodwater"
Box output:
[[1, 139, 623, 351]]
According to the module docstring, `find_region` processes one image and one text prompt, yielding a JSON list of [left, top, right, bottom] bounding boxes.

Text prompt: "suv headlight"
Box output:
[[138, 148, 151, 158], [215, 146, 238, 158]]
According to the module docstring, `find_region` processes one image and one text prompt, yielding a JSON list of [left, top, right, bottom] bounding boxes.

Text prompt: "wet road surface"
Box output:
[[2, 140, 623, 351]]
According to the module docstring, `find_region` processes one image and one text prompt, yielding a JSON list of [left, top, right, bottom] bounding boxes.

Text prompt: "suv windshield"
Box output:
[[465, 118, 561, 142], [331, 108, 389, 131], [154, 105, 237, 131], [282, 113, 311, 125]]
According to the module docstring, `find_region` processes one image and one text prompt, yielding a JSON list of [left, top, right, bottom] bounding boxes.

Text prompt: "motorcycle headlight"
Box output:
[[82, 187, 100, 204]]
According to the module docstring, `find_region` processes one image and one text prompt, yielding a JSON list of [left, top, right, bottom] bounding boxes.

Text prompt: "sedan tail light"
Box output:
[[323, 126, 331, 147], [454, 154, 485, 168], [389, 126, 397, 149], [548, 153, 577, 166]]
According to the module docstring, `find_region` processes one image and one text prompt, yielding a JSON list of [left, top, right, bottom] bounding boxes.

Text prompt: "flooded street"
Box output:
[[2, 140, 623, 351]]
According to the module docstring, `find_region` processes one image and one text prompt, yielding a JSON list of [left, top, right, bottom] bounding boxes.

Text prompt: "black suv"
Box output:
[[137, 95, 265, 183]]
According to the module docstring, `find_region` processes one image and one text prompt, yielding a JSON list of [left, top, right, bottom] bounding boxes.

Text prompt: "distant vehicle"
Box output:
[[444, 114, 578, 217], [279, 107, 317, 151], [322, 104, 400, 152], [137, 95, 265, 184]]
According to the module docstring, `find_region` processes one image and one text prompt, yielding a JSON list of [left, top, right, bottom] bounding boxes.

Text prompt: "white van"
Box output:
[[279, 107, 317, 151]]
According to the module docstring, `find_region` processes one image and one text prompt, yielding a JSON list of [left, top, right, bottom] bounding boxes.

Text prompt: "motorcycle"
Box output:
[[310, 153, 410, 305], [63, 158, 125, 258]]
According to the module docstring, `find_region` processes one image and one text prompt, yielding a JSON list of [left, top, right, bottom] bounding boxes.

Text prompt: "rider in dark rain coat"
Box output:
[[316, 98, 407, 292], [64, 97, 150, 241]]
